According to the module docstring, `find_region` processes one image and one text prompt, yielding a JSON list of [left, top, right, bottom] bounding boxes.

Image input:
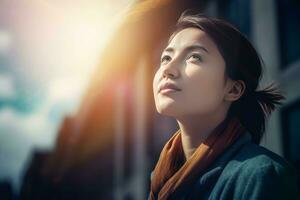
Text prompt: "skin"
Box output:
[[153, 27, 245, 161]]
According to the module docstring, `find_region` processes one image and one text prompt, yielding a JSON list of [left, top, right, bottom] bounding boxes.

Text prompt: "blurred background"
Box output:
[[0, 0, 299, 199]]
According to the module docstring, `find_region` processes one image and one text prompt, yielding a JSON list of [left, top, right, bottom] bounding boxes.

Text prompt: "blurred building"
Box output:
[[19, 0, 300, 199], [0, 180, 15, 200]]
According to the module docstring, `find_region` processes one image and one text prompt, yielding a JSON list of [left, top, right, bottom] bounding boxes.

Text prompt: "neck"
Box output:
[[176, 112, 228, 162]]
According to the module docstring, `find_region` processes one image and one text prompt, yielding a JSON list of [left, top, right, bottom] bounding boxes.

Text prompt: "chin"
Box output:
[[156, 105, 181, 117]]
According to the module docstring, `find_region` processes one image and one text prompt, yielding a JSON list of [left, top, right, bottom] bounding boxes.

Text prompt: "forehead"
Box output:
[[166, 27, 217, 53]]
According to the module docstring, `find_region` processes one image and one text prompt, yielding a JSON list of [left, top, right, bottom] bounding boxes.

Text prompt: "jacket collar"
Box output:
[[197, 130, 253, 186]]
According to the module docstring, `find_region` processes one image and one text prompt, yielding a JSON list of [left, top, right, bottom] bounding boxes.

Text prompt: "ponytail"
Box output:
[[229, 82, 286, 144]]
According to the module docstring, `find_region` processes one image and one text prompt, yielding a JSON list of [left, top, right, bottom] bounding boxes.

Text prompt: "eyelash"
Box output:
[[160, 54, 203, 64], [161, 55, 171, 63], [188, 54, 203, 62]]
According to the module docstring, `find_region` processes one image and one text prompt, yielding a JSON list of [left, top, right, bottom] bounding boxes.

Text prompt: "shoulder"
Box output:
[[215, 143, 300, 199], [224, 142, 296, 175]]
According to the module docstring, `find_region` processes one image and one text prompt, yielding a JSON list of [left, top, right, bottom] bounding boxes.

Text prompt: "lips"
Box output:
[[159, 82, 181, 93]]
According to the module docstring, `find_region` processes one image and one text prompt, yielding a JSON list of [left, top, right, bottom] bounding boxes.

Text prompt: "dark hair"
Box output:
[[168, 10, 285, 144]]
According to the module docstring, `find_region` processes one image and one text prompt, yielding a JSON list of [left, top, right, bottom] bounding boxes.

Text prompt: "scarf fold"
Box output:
[[149, 116, 246, 200]]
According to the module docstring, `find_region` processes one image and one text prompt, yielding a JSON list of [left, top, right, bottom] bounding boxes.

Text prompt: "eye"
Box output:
[[161, 55, 171, 64], [187, 54, 203, 62]]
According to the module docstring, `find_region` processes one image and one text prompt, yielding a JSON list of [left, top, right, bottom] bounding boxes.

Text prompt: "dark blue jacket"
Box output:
[[149, 131, 300, 200]]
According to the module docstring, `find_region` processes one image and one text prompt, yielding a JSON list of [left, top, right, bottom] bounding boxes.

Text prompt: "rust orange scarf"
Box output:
[[149, 116, 246, 200]]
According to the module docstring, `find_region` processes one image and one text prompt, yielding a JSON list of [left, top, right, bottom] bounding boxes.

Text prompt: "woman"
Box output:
[[149, 11, 300, 200]]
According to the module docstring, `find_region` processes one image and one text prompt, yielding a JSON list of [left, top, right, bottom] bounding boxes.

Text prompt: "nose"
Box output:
[[162, 61, 180, 79]]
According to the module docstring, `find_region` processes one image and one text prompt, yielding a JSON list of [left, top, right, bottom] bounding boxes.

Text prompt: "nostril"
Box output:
[[163, 73, 174, 78], [163, 69, 176, 78]]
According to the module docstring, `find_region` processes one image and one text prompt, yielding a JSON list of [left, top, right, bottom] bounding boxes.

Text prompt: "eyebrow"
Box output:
[[163, 45, 209, 54]]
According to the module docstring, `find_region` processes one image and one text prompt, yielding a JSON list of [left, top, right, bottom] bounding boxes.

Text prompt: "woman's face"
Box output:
[[153, 27, 232, 118]]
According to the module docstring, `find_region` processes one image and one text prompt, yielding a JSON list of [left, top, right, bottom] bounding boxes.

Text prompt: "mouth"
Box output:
[[159, 88, 181, 94], [158, 83, 181, 94], [158, 82, 181, 94]]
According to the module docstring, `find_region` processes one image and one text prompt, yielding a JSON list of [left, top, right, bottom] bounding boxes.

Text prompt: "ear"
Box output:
[[224, 80, 246, 102]]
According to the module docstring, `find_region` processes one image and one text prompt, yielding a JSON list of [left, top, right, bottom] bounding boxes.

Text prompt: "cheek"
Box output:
[[153, 69, 161, 99], [153, 70, 160, 92], [184, 67, 225, 112]]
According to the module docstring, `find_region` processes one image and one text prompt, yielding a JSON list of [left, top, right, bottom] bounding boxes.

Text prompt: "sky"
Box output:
[[0, 0, 133, 192]]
